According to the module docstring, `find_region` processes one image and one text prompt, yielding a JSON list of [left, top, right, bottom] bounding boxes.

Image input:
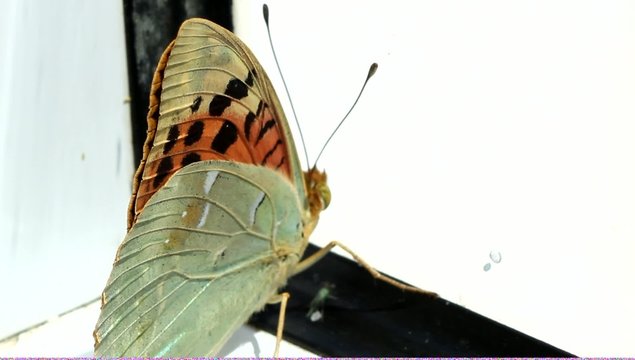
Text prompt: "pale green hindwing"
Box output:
[[94, 160, 307, 356]]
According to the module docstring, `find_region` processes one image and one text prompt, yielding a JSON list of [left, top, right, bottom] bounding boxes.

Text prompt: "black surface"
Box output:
[[249, 244, 575, 357], [124, 3, 574, 357]]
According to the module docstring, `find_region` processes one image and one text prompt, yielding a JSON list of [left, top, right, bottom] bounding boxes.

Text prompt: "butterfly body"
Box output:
[[94, 18, 327, 356]]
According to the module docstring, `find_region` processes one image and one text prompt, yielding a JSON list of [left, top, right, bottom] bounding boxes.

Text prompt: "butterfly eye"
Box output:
[[306, 168, 330, 211], [318, 183, 331, 210]]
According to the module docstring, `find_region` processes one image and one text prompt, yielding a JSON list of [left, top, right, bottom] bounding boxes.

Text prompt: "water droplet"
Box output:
[[483, 263, 491, 271], [489, 251, 502, 263]]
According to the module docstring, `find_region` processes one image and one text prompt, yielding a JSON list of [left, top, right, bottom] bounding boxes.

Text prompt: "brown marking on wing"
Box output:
[[127, 40, 175, 230], [162, 202, 204, 252]]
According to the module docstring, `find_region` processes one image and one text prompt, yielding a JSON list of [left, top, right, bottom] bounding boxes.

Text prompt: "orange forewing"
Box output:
[[127, 28, 291, 230]]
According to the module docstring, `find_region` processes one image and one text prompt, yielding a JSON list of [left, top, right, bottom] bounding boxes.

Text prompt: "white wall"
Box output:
[[236, 0, 635, 356], [1, 0, 634, 357], [0, 0, 132, 340]]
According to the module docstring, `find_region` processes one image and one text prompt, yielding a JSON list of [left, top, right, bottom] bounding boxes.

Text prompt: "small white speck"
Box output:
[[309, 310, 323, 322], [164, 239, 170, 244], [483, 263, 491, 271], [181, 211, 187, 218]]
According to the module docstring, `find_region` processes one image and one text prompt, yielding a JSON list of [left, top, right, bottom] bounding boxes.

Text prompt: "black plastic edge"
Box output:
[[249, 243, 576, 357]]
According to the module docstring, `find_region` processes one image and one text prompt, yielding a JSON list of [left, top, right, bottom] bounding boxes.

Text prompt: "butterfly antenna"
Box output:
[[313, 63, 378, 167], [263, 4, 310, 169]]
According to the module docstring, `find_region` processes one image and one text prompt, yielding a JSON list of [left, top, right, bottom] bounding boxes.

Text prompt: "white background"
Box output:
[[1, 0, 635, 357]]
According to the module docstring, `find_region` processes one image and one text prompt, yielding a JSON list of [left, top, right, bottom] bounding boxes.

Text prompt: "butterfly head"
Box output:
[[304, 167, 330, 233]]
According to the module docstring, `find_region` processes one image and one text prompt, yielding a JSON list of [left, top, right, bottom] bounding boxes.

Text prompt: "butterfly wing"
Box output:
[[94, 160, 305, 356], [95, 17, 329, 356], [128, 18, 308, 229]]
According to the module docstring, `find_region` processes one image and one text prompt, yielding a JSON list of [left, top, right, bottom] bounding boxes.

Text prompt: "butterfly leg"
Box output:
[[292, 241, 437, 297], [267, 292, 290, 357]]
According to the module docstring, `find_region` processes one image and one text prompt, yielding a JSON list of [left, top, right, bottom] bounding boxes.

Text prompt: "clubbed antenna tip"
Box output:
[[263, 4, 270, 25], [368, 63, 378, 79]]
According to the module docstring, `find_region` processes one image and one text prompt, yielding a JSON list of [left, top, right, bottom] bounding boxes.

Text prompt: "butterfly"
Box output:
[[93, 16, 329, 356]]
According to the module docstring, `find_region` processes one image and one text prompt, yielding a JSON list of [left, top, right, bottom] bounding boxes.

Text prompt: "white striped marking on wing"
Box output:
[[197, 203, 211, 229], [248, 192, 266, 226], [203, 170, 219, 193]]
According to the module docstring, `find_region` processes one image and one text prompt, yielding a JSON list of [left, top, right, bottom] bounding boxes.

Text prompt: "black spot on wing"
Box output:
[[225, 78, 248, 99], [181, 152, 201, 167], [256, 119, 276, 145], [256, 100, 264, 116], [244, 112, 255, 141], [245, 70, 255, 87], [184, 121, 204, 146], [153, 157, 173, 188], [209, 95, 231, 116], [190, 96, 202, 113], [163, 125, 180, 154], [276, 156, 285, 169], [211, 121, 238, 154]]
